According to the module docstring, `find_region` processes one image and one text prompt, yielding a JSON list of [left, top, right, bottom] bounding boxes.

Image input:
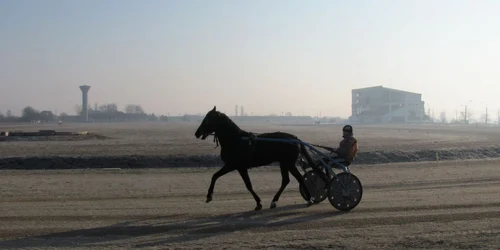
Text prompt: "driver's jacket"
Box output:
[[335, 136, 358, 163]]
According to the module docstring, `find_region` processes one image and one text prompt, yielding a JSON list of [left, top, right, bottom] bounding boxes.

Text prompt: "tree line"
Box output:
[[0, 103, 169, 123], [0, 106, 56, 123], [74, 103, 146, 115]]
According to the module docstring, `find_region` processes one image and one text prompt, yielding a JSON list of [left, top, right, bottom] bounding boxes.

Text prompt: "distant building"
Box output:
[[350, 86, 425, 123]]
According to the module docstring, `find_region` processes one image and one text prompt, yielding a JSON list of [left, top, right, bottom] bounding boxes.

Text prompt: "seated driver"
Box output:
[[320, 125, 358, 168]]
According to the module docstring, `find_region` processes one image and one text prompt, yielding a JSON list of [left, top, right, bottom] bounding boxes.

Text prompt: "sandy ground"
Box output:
[[1, 122, 500, 158], [1, 122, 500, 249], [2, 122, 500, 170], [1, 159, 499, 249]]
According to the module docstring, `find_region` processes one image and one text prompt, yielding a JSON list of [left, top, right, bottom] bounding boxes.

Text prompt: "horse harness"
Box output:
[[209, 132, 259, 160]]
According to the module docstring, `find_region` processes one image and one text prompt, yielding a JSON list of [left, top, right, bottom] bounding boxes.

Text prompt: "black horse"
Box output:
[[194, 106, 315, 211]]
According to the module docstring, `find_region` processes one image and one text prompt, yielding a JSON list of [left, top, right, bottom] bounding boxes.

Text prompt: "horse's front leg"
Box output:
[[206, 164, 235, 203]]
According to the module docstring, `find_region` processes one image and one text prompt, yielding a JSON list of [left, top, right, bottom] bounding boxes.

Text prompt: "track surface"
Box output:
[[1, 159, 500, 249]]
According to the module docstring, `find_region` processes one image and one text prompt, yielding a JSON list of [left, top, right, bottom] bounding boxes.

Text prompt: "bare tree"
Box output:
[[99, 103, 119, 113], [125, 104, 145, 114], [135, 105, 144, 114], [74, 104, 82, 115], [39, 110, 55, 122], [21, 106, 40, 121], [125, 104, 135, 114]]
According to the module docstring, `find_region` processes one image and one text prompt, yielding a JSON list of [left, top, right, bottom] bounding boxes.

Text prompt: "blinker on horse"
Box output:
[[194, 106, 314, 211]]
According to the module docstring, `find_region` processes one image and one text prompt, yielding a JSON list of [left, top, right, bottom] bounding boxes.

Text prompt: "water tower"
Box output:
[[79, 85, 91, 122]]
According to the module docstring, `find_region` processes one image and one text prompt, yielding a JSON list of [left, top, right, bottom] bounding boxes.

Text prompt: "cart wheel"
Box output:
[[327, 172, 363, 212], [299, 170, 328, 203]]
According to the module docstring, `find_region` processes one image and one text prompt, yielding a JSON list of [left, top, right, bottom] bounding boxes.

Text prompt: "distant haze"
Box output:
[[1, 0, 499, 120]]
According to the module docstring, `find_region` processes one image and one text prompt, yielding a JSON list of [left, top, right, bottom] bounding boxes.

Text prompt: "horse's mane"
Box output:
[[215, 111, 294, 138], [214, 111, 246, 134], [211, 111, 253, 148]]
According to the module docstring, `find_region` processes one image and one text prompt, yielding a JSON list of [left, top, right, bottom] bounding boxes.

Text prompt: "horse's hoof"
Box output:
[[206, 196, 212, 203], [255, 204, 263, 211], [270, 201, 277, 209]]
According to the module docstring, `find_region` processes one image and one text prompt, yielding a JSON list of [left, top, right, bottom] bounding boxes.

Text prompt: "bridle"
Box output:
[[202, 113, 259, 149], [206, 132, 219, 149]]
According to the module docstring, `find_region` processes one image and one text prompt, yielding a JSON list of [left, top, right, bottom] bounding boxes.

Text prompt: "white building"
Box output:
[[350, 86, 426, 123]]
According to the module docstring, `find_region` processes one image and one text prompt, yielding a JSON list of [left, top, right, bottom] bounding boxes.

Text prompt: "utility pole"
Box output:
[[485, 106, 488, 125], [389, 89, 392, 122], [464, 105, 468, 123]]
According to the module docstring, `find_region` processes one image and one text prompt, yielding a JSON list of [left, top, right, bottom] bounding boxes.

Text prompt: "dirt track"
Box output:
[[1, 159, 499, 249]]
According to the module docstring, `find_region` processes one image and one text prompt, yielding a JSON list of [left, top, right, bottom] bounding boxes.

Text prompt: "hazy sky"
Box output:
[[1, 0, 499, 119]]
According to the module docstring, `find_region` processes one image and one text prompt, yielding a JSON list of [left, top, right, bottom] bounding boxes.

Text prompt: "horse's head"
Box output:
[[195, 106, 222, 140]]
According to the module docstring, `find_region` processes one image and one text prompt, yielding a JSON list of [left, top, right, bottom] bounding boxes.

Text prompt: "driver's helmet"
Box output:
[[342, 125, 353, 134]]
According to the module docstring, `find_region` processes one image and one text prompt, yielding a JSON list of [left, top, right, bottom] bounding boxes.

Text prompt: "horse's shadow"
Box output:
[[0, 204, 346, 249]]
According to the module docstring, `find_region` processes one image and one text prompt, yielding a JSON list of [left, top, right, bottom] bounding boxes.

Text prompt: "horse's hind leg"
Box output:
[[237, 168, 263, 211], [289, 165, 314, 207], [206, 164, 235, 203], [270, 164, 290, 209]]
